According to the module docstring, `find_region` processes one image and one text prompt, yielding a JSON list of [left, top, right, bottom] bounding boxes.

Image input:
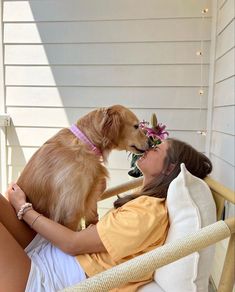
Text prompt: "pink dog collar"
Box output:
[[70, 124, 102, 156]]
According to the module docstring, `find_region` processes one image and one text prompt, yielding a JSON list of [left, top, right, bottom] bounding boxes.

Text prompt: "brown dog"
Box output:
[[17, 105, 148, 230]]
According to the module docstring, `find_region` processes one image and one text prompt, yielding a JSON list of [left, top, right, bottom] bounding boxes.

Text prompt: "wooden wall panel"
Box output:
[[212, 106, 235, 135], [215, 48, 235, 83], [210, 131, 235, 165], [6, 86, 208, 108], [4, 19, 211, 44], [217, 0, 234, 34], [210, 154, 235, 190], [5, 65, 209, 86], [216, 19, 234, 59], [3, 0, 212, 21], [214, 76, 235, 106], [5, 42, 210, 65]]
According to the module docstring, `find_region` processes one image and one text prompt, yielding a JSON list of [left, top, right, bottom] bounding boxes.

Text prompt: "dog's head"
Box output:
[[97, 105, 149, 154]]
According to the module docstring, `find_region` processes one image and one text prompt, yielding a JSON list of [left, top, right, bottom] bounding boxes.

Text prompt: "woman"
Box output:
[[0, 138, 212, 292]]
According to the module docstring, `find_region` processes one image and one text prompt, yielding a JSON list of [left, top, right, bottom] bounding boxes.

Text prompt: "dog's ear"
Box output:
[[101, 106, 122, 144]]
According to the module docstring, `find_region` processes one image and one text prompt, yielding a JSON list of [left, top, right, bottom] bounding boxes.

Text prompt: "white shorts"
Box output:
[[24, 234, 86, 292]]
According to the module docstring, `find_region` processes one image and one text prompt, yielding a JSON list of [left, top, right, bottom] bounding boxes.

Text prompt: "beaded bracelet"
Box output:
[[17, 202, 33, 220]]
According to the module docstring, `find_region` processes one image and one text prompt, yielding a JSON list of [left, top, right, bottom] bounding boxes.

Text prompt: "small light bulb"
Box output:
[[196, 51, 203, 56], [202, 8, 209, 14], [199, 89, 204, 95], [196, 131, 207, 136]]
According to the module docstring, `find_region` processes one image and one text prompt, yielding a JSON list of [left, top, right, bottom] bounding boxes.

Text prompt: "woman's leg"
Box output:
[[0, 223, 31, 292], [0, 194, 36, 249]]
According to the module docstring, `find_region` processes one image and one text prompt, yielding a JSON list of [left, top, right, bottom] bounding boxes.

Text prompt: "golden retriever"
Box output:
[[17, 105, 148, 230]]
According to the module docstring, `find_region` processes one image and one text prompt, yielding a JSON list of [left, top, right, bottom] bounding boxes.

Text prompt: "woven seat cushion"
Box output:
[[139, 163, 216, 292]]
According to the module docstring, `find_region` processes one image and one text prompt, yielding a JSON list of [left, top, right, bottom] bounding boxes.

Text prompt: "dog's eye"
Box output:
[[134, 124, 139, 129]]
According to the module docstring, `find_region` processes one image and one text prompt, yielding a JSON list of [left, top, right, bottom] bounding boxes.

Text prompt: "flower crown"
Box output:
[[139, 114, 169, 147], [128, 113, 169, 178]]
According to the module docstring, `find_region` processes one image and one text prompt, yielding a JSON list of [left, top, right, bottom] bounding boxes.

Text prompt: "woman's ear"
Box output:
[[165, 163, 176, 176]]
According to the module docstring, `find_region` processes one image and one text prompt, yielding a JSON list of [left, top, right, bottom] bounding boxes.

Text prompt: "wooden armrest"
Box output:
[[204, 177, 235, 204], [100, 177, 143, 201]]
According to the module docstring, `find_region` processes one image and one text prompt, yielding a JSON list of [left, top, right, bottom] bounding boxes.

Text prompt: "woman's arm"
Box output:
[[7, 184, 107, 256], [24, 210, 106, 256]]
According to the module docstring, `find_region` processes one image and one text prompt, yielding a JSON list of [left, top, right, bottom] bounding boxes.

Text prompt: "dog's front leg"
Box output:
[[59, 208, 83, 231], [85, 209, 99, 227], [84, 179, 106, 227]]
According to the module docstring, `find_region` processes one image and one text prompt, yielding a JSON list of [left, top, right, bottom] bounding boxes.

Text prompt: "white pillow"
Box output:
[[154, 163, 216, 292]]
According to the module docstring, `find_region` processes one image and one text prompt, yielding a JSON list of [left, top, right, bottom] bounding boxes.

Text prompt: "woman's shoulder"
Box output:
[[131, 195, 165, 204], [121, 195, 166, 212]]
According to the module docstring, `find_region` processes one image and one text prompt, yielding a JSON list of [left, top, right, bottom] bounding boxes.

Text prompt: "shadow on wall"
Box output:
[[6, 123, 27, 182]]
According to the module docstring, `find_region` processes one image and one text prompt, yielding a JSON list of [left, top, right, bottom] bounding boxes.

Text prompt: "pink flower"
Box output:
[[139, 120, 169, 143]]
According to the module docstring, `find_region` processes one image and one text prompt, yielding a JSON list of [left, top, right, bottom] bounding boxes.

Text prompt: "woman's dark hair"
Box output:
[[114, 138, 212, 208]]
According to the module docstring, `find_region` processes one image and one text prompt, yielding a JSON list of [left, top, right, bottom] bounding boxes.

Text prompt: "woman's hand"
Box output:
[[5, 184, 107, 255], [6, 183, 27, 213]]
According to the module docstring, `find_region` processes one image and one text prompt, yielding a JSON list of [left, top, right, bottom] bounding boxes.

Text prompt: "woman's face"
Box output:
[[136, 141, 169, 180]]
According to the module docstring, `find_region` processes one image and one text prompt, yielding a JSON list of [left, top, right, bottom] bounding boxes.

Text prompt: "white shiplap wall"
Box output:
[[210, 0, 235, 191], [2, 0, 212, 214], [209, 0, 235, 289]]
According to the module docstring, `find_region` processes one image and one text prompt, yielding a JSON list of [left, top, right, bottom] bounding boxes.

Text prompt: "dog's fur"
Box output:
[[17, 105, 148, 230]]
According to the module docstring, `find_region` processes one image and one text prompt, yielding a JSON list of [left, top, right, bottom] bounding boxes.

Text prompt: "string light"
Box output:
[[196, 51, 203, 56], [197, 8, 208, 136], [197, 131, 207, 136], [202, 8, 209, 14]]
